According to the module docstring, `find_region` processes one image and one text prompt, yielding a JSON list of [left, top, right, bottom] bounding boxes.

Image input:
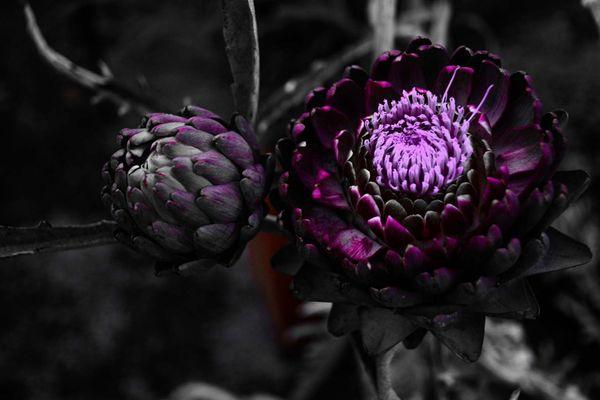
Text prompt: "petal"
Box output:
[[388, 53, 426, 93], [311, 106, 353, 149], [365, 79, 397, 114]]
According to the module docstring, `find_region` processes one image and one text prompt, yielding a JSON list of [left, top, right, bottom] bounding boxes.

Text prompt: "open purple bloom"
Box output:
[[272, 38, 592, 361], [102, 106, 267, 273]]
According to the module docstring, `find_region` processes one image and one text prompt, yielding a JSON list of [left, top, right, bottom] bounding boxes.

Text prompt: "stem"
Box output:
[[374, 344, 402, 400]]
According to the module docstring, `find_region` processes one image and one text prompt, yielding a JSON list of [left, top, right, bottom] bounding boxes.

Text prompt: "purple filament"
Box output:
[[363, 89, 473, 197]]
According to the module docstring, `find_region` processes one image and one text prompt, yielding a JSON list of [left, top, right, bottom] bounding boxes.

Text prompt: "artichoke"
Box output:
[[272, 37, 592, 361], [102, 106, 267, 273]]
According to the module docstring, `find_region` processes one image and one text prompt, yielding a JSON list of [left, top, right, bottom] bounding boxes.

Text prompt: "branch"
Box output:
[[221, 0, 260, 125], [256, 37, 372, 148], [24, 3, 166, 115], [0, 220, 118, 258], [368, 0, 398, 59]]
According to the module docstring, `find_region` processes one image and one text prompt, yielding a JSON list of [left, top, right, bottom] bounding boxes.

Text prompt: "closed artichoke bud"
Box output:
[[271, 37, 592, 361], [102, 106, 267, 273]]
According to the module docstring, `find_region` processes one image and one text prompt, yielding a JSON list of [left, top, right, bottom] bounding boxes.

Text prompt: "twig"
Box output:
[[368, 0, 398, 59], [583, 0, 600, 31], [0, 220, 118, 258], [24, 3, 166, 115], [374, 343, 402, 400], [221, 0, 260, 125], [256, 37, 372, 148], [429, 0, 452, 46]]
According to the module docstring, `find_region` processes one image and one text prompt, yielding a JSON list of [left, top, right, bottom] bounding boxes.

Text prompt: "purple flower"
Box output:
[[102, 106, 267, 274], [272, 38, 591, 361]]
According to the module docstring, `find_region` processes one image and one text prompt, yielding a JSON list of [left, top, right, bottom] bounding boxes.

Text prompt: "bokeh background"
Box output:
[[1, 0, 599, 399]]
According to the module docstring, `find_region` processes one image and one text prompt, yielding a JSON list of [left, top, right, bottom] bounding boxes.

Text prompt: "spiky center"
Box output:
[[363, 88, 473, 197]]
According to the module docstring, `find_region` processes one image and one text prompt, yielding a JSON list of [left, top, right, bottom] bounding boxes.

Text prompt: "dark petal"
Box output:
[[469, 60, 510, 125], [356, 194, 381, 220], [470, 279, 539, 319], [403, 244, 426, 275], [388, 53, 426, 93], [145, 113, 187, 128], [327, 303, 360, 337], [311, 176, 350, 210], [196, 182, 243, 223], [311, 106, 353, 149], [365, 79, 398, 114], [359, 307, 418, 355], [330, 228, 383, 263], [495, 72, 542, 134], [171, 157, 212, 193], [500, 236, 548, 282], [150, 221, 193, 253], [370, 286, 424, 307], [192, 150, 241, 184], [430, 313, 485, 362], [333, 129, 355, 166], [187, 117, 229, 134], [482, 238, 521, 276], [415, 267, 457, 294], [240, 164, 266, 208], [166, 190, 210, 226], [193, 223, 237, 253], [181, 105, 220, 119], [405, 36, 432, 53], [232, 114, 259, 151], [469, 51, 502, 68], [344, 65, 369, 88], [270, 243, 303, 275], [492, 125, 543, 159], [384, 216, 415, 249], [434, 66, 474, 105], [213, 131, 255, 169], [175, 127, 215, 152], [370, 50, 402, 80], [301, 207, 349, 245], [132, 235, 174, 261], [449, 45, 473, 66], [523, 227, 592, 277], [415, 44, 450, 89], [326, 78, 365, 120], [441, 204, 468, 235], [304, 86, 327, 110]]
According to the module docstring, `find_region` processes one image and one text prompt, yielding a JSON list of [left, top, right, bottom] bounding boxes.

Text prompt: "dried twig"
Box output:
[[583, 0, 600, 31], [24, 3, 165, 115], [429, 0, 452, 46], [221, 0, 260, 125], [0, 220, 118, 259]]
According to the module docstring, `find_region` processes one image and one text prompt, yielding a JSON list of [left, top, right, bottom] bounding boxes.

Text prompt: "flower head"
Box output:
[[102, 106, 267, 273], [272, 38, 591, 361]]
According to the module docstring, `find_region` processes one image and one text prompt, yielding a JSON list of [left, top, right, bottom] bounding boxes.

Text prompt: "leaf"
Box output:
[[0, 220, 118, 258], [431, 313, 485, 362], [221, 0, 260, 125], [270, 242, 303, 275], [359, 307, 417, 355], [525, 227, 592, 276], [328, 303, 360, 337], [471, 279, 539, 319], [534, 170, 591, 231]]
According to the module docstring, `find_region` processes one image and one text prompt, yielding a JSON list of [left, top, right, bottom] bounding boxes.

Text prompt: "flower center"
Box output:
[[363, 88, 473, 197]]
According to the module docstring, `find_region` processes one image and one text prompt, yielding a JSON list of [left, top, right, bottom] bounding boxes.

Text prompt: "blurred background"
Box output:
[[0, 0, 599, 399]]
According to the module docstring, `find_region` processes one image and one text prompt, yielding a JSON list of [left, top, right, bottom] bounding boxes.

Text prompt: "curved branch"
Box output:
[[0, 220, 118, 258], [24, 3, 166, 115]]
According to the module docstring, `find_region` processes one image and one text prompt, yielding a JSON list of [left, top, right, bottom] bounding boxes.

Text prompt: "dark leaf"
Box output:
[[470, 279, 539, 319], [327, 303, 360, 337], [359, 307, 417, 355], [0, 220, 118, 258], [221, 0, 260, 125], [431, 313, 485, 362], [525, 227, 592, 276]]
